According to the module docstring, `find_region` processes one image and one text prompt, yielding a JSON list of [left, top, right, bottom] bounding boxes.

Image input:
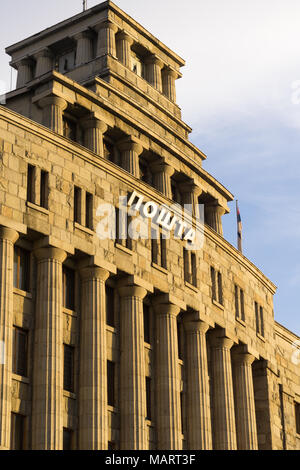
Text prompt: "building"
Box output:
[[0, 0, 299, 450]]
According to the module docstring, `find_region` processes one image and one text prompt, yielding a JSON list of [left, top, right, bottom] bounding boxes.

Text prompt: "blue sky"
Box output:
[[1, 0, 299, 334]]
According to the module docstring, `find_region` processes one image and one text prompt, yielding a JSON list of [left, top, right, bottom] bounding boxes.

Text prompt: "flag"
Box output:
[[236, 200, 242, 253]]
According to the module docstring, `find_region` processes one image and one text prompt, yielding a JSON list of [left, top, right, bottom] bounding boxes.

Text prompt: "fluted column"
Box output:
[[35, 49, 53, 77], [210, 331, 237, 450], [153, 298, 182, 450], [96, 21, 118, 58], [232, 347, 258, 450], [146, 55, 163, 92], [184, 317, 212, 449], [75, 31, 94, 66], [0, 227, 19, 450], [82, 117, 108, 157], [179, 182, 202, 217], [205, 203, 225, 236], [38, 96, 68, 135], [79, 266, 110, 450], [118, 284, 147, 450], [116, 31, 134, 68], [151, 162, 175, 200], [32, 247, 67, 450], [16, 58, 34, 88], [118, 138, 143, 178], [162, 68, 177, 102]]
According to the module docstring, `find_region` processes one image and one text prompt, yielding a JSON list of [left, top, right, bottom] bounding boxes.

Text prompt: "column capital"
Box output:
[[0, 226, 19, 244], [117, 30, 134, 46], [38, 96, 68, 111], [34, 48, 53, 60], [73, 29, 94, 41], [80, 266, 110, 282], [210, 329, 234, 349], [94, 20, 118, 33], [232, 346, 256, 366], [118, 285, 147, 300], [145, 54, 164, 69], [81, 116, 108, 133], [152, 296, 181, 317], [184, 317, 210, 334], [151, 161, 175, 178], [34, 246, 67, 263], [117, 136, 143, 155]]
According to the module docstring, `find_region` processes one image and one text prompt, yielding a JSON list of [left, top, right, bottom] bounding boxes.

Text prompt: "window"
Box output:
[[171, 179, 181, 205], [40, 170, 49, 209], [63, 428, 73, 450], [63, 266, 75, 311], [183, 248, 190, 283], [295, 402, 300, 435], [180, 392, 184, 434], [74, 186, 82, 224], [177, 319, 184, 361], [27, 164, 35, 203], [85, 192, 93, 229], [235, 285, 245, 322], [191, 253, 197, 287], [63, 117, 77, 141], [103, 140, 114, 162], [10, 413, 25, 450], [143, 304, 150, 344], [255, 302, 264, 337], [12, 327, 28, 377], [107, 361, 115, 407], [116, 207, 132, 250], [211, 267, 223, 305], [160, 232, 167, 269], [184, 249, 197, 287], [14, 247, 30, 292], [106, 286, 115, 327], [63, 345, 74, 393], [146, 377, 152, 420]]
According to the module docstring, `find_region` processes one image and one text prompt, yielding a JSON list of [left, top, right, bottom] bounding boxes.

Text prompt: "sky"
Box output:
[[0, 0, 299, 334]]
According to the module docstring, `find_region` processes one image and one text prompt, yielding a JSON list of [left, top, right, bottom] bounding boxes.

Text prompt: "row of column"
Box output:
[[0, 224, 258, 450], [15, 21, 177, 102]]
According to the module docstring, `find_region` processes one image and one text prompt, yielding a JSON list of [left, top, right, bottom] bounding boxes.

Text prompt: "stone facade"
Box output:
[[0, 0, 299, 450]]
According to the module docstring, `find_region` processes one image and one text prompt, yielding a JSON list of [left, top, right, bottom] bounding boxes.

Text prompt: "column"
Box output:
[[75, 31, 94, 67], [118, 138, 143, 178], [184, 317, 212, 449], [38, 96, 68, 135], [210, 330, 237, 449], [32, 247, 67, 450], [232, 347, 258, 450], [205, 202, 225, 236], [82, 117, 108, 157], [118, 284, 147, 450], [35, 49, 53, 77], [179, 182, 202, 217], [16, 58, 34, 88], [151, 161, 175, 199], [0, 227, 19, 450], [146, 55, 163, 92], [96, 21, 118, 58], [79, 267, 110, 450], [162, 68, 178, 102], [116, 31, 134, 68], [153, 298, 182, 450]]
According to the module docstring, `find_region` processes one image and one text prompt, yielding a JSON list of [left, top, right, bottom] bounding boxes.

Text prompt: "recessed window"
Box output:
[[14, 246, 30, 292], [10, 413, 25, 450], [116, 207, 132, 250], [74, 186, 82, 224], [27, 164, 35, 204], [40, 170, 49, 209], [63, 344, 74, 393], [295, 402, 300, 435], [235, 285, 245, 322], [63, 428, 73, 450], [146, 377, 152, 420], [255, 302, 265, 337], [107, 361, 115, 407], [12, 327, 28, 377], [143, 304, 150, 344], [63, 266, 75, 311], [106, 286, 115, 328], [85, 192, 93, 229], [177, 319, 184, 361]]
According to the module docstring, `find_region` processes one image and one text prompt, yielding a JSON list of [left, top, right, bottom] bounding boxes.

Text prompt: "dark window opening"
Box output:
[[63, 344, 74, 393], [146, 377, 152, 420], [14, 247, 30, 292], [107, 361, 115, 407], [74, 186, 81, 224], [85, 192, 93, 229], [63, 266, 75, 311], [106, 286, 115, 328], [63, 428, 73, 450], [10, 413, 25, 450], [27, 164, 35, 204], [13, 327, 28, 377], [211, 267, 216, 302], [40, 170, 49, 209], [143, 304, 150, 344], [295, 403, 300, 435]]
